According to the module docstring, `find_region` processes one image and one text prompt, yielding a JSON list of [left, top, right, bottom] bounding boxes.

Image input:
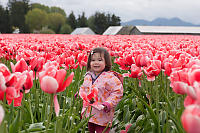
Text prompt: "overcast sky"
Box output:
[[1, 0, 200, 24]]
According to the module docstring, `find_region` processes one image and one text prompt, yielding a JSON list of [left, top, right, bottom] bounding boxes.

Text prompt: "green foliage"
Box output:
[[47, 12, 66, 33], [59, 24, 72, 34], [0, 6, 12, 33], [39, 27, 55, 34], [50, 6, 66, 17], [25, 8, 48, 32], [31, 3, 50, 13]]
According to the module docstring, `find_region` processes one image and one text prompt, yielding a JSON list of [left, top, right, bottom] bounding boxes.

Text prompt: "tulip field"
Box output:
[[0, 34, 200, 133]]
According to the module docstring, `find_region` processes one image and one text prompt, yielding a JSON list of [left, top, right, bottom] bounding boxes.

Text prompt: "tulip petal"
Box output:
[[0, 105, 5, 125], [58, 72, 74, 92], [0, 73, 6, 92], [170, 81, 187, 95], [41, 76, 58, 94], [55, 69, 66, 92]]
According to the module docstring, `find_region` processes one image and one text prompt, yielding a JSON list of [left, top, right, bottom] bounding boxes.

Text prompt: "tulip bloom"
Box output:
[[79, 86, 104, 110], [10, 58, 28, 73], [129, 64, 143, 78], [144, 60, 161, 81], [79, 87, 98, 106], [181, 105, 200, 133], [39, 67, 74, 116]]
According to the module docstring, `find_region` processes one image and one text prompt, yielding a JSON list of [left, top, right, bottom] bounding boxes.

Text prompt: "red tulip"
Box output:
[[130, 64, 142, 78], [79, 86, 98, 106]]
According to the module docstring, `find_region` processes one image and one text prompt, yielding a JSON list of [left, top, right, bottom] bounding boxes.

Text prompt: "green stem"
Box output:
[[46, 94, 54, 130], [28, 93, 34, 123]]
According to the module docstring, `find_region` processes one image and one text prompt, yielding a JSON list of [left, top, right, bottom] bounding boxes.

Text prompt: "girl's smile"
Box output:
[[90, 52, 106, 76]]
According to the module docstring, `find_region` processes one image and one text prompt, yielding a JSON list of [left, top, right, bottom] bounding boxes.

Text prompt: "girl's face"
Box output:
[[90, 52, 106, 75]]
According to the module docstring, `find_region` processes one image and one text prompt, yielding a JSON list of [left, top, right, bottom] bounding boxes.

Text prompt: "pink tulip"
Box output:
[[170, 81, 187, 95], [0, 105, 4, 125], [144, 60, 161, 81], [189, 69, 200, 86], [181, 105, 200, 133], [10, 58, 28, 73], [135, 54, 150, 67], [0, 72, 6, 91], [40, 67, 74, 116]]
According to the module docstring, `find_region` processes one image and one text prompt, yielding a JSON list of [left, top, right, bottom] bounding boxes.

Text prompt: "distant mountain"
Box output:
[[121, 17, 200, 26]]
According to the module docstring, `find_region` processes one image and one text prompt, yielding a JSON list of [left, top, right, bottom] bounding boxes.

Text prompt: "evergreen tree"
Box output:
[[0, 6, 12, 33], [77, 12, 88, 27], [67, 11, 77, 30], [89, 12, 121, 34], [93, 12, 108, 34], [110, 14, 121, 26], [9, 0, 30, 33]]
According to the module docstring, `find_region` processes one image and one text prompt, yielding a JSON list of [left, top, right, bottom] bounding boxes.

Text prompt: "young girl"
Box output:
[[79, 47, 123, 133]]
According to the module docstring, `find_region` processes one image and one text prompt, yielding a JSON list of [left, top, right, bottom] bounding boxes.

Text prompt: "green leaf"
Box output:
[[27, 122, 45, 132], [138, 97, 158, 131], [9, 109, 21, 133]]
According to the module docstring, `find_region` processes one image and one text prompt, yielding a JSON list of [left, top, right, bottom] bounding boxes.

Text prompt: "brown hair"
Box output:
[[86, 47, 112, 72]]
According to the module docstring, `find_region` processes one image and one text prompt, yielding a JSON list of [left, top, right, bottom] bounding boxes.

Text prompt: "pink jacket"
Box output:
[[79, 71, 123, 127]]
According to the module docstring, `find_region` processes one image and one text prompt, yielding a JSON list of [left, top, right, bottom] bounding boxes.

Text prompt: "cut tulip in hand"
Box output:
[[80, 87, 104, 110]]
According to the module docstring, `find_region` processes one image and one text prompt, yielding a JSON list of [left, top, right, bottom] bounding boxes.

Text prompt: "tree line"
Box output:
[[0, 0, 121, 34]]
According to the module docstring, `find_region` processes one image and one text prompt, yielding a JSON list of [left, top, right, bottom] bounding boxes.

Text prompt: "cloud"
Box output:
[[1, 0, 200, 24]]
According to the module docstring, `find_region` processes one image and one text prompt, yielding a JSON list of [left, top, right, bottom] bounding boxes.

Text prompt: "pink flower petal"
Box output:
[[41, 76, 58, 94], [58, 72, 74, 92], [0, 73, 6, 92], [170, 81, 187, 95], [0, 105, 5, 125], [55, 69, 66, 92]]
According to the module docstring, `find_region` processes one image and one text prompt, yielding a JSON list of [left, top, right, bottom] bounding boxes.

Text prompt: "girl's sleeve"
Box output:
[[103, 74, 123, 108]]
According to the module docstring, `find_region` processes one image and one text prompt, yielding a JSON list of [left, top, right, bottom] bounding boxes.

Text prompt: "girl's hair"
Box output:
[[86, 47, 112, 72]]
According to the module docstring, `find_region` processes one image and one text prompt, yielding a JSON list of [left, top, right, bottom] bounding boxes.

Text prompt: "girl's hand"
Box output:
[[102, 102, 111, 113], [92, 104, 104, 110]]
